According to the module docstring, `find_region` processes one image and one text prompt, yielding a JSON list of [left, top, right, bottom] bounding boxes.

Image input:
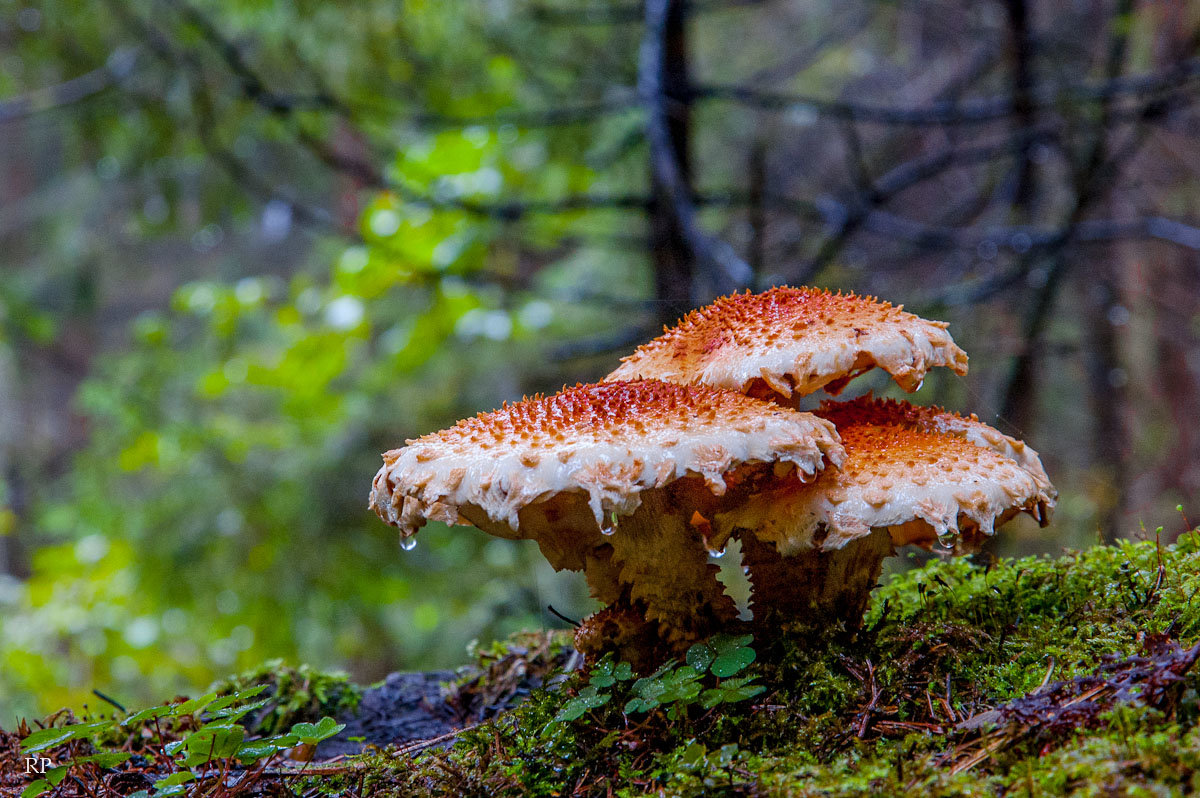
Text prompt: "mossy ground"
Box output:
[[7, 534, 1200, 796], [342, 533, 1200, 796]]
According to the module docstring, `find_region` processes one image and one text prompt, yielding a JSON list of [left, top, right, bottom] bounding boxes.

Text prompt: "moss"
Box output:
[[208, 659, 362, 735], [336, 534, 1200, 796], [15, 536, 1199, 796]]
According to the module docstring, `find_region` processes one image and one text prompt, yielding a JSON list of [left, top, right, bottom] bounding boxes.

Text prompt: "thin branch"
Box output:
[[549, 323, 658, 361], [795, 124, 1061, 282], [0, 48, 139, 124], [859, 211, 1200, 259], [531, 0, 765, 26], [691, 57, 1200, 127], [406, 97, 640, 129], [181, 0, 643, 130], [172, 0, 340, 114]]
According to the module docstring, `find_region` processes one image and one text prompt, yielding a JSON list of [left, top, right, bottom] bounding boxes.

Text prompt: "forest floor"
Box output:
[[4, 533, 1200, 796]]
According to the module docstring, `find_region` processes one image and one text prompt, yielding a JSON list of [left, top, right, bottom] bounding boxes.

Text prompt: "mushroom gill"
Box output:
[[370, 379, 844, 665], [605, 286, 969, 401]]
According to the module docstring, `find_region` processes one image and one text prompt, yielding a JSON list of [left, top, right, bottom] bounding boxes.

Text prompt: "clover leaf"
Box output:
[[290, 716, 346, 745]]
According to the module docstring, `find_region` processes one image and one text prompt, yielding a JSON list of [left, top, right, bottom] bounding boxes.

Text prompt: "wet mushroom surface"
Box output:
[[605, 286, 969, 401], [370, 379, 844, 666], [715, 395, 1057, 626]]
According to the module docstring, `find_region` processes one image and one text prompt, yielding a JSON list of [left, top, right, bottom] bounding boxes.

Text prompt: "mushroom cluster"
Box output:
[[371, 286, 1056, 666]]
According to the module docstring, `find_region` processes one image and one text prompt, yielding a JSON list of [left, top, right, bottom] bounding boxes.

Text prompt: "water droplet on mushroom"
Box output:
[[935, 529, 958, 552], [915, 379, 925, 391], [400, 536, 418, 552], [708, 547, 727, 559], [600, 511, 619, 536]]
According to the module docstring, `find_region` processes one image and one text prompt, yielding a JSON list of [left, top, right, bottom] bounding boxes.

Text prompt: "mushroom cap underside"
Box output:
[[605, 286, 969, 400], [716, 397, 1056, 555], [369, 380, 844, 548]]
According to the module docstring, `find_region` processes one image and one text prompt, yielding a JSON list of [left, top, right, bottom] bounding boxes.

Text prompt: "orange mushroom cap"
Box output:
[[605, 286, 968, 400], [370, 380, 844, 541], [816, 395, 1054, 494], [721, 396, 1055, 554]]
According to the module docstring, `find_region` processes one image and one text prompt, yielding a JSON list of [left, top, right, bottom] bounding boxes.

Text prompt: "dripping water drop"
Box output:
[[708, 548, 727, 560], [935, 529, 958, 552], [400, 536, 418, 552]]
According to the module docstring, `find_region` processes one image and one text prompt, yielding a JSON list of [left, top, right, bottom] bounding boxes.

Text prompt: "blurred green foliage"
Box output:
[[2, 0, 1195, 727], [0, 0, 635, 721]]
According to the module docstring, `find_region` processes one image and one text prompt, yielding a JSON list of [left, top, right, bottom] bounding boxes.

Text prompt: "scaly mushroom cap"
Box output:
[[605, 286, 969, 400], [816, 395, 1055, 494], [370, 380, 844, 548], [372, 380, 846, 658], [726, 396, 1055, 556]]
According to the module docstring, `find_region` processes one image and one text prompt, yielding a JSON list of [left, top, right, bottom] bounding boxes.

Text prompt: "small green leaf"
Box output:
[[204, 686, 268, 715], [623, 697, 656, 714], [171, 692, 218, 717], [236, 738, 293, 764], [22, 721, 111, 753], [181, 723, 245, 766], [732, 684, 766, 702], [156, 772, 196, 787], [554, 698, 589, 722], [680, 741, 706, 766], [72, 751, 134, 768], [613, 662, 634, 681], [289, 716, 345, 745], [122, 705, 173, 726], [716, 742, 739, 766], [711, 646, 756, 678], [20, 729, 74, 754], [46, 767, 68, 787], [554, 687, 609, 722], [685, 642, 715, 672], [20, 779, 48, 798], [208, 698, 270, 723], [710, 633, 753, 654]]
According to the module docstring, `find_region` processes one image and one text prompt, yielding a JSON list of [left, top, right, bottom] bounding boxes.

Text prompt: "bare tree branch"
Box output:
[[794, 125, 1061, 282], [172, 0, 341, 114], [532, 0, 766, 26], [692, 58, 1200, 126], [0, 49, 139, 125]]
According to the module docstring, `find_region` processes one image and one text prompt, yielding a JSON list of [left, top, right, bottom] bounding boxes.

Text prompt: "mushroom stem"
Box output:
[[607, 489, 739, 650], [575, 604, 668, 670], [740, 528, 894, 626]]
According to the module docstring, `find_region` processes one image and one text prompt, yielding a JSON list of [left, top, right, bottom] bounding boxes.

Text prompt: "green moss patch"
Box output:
[[7, 535, 1200, 796]]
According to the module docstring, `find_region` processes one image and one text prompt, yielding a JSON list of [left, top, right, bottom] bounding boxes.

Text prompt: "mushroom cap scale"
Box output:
[[605, 286, 969, 399], [722, 397, 1055, 555], [370, 380, 844, 540], [816, 395, 1054, 493]]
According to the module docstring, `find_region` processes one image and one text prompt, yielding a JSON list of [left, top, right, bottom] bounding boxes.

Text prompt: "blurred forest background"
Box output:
[[1, 0, 1198, 722]]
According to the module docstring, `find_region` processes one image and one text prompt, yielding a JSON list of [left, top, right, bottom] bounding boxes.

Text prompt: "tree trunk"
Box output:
[[648, 0, 695, 329]]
